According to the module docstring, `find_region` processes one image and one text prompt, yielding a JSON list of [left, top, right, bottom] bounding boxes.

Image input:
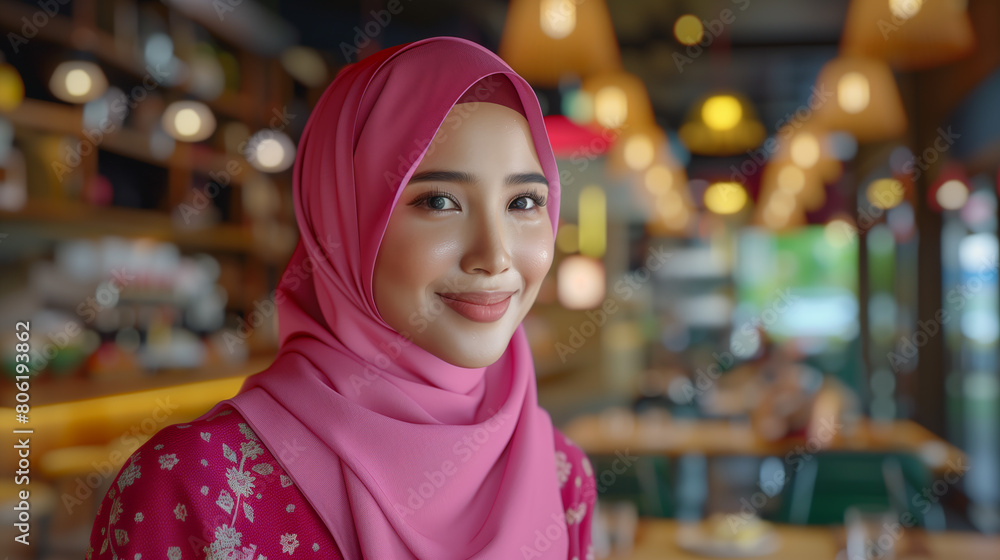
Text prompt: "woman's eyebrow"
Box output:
[[408, 170, 549, 188]]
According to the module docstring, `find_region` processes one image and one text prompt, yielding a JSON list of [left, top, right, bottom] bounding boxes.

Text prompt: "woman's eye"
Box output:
[[509, 196, 536, 211], [424, 195, 458, 210]]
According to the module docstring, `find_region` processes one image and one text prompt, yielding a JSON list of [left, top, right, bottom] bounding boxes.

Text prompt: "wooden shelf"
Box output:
[[0, 354, 274, 408], [1, 199, 256, 252], [0, 4, 256, 122]]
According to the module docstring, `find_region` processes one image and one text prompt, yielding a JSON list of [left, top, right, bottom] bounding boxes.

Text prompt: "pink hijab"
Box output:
[[203, 37, 567, 558]]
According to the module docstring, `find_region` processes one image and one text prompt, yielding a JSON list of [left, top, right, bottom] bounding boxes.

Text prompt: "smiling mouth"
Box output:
[[437, 291, 515, 323]]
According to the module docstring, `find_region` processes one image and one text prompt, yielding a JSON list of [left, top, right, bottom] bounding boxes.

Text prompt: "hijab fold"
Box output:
[[200, 37, 567, 559]]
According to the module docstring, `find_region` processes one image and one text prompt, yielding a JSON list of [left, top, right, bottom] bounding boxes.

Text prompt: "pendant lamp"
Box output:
[[812, 56, 907, 143], [679, 92, 766, 156], [841, 0, 975, 70], [499, 0, 621, 87]]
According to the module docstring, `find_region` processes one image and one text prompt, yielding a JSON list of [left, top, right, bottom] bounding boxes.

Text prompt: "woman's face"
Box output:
[[374, 101, 554, 368]]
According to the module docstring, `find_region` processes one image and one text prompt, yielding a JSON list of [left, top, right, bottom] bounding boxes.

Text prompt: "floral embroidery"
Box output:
[[239, 423, 258, 441], [159, 454, 179, 470], [224, 443, 238, 463], [134, 512, 143, 523], [565, 502, 587, 525], [201, 486, 210, 495], [252, 463, 274, 476], [114, 528, 129, 545], [555, 450, 571, 487], [280, 533, 299, 554], [217, 490, 235, 514], [286, 504, 295, 513], [154, 444, 164, 450], [117, 456, 141, 491], [244, 502, 255, 522], [312, 544, 319, 552], [174, 503, 188, 521], [228, 467, 256, 497], [167, 546, 182, 560], [201, 432, 212, 442], [109, 497, 123, 525], [241, 440, 264, 460]]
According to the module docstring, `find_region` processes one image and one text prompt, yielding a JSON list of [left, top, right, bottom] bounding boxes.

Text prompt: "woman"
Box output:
[[88, 37, 596, 559]]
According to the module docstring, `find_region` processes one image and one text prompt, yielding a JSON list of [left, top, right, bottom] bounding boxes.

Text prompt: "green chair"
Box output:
[[590, 454, 675, 518], [772, 451, 945, 530]]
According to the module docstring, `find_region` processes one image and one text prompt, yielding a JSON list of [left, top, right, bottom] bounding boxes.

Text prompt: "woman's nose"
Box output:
[[460, 211, 512, 276]]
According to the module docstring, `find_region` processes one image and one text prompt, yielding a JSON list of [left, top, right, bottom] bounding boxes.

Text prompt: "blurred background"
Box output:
[[1, 0, 999, 557]]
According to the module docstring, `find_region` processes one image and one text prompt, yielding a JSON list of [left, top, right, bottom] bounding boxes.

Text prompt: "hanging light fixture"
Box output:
[[644, 159, 694, 236], [499, 0, 621, 87], [679, 92, 766, 156], [161, 100, 216, 142], [0, 58, 25, 112], [840, 0, 974, 70], [246, 129, 296, 172], [580, 71, 656, 131], [49, 60, 108, 104], [813, 56, 907, 143]]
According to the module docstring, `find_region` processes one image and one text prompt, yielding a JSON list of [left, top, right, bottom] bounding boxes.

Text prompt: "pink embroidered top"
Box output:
[[88, 406, 596, 559]]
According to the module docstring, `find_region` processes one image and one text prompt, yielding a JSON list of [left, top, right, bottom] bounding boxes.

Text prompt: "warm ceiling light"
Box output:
[[838, 72, 870, 114], [594, 85, 628, 128], [578, 185, 606, 258], [557, 255, 605, 310], [623, 134, 655, 170], [0, 63, 25, 111], [790, 133, 821, 168], [866, 178, 905, 209], [702, 95, 742, 131], [540, 0, 576, 39], [499, 0, 620, 87], [281, 46, 328, 87], [704, 181, 748, 215], [645, 164, 674, 195], [814, 56, 907, 142], [673, 14, 704, 46], [842, 0, 973, 70], [49, 61, 108, 103], [936, 179, 969, 210], [247, 130, 296, 172], [889, 0, 923, 20], [777, 165, 806, 194], [583, 72, 656, 130], [161, 101, 216, 142], [680, 92, 765, 156]]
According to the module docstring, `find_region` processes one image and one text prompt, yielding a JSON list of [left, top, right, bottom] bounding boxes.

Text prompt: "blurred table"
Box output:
[[562, 413, 965, 475], [606, 519, 1000, 559]]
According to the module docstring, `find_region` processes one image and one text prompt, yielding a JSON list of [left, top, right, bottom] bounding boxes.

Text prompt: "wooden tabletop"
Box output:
[[605, 519, 1000, 560], [561, 412, 966, 474]]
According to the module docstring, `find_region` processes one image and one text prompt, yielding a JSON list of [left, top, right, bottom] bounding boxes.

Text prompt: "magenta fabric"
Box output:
[[87, 407, 597, 558], [194, 37, 574, 559]]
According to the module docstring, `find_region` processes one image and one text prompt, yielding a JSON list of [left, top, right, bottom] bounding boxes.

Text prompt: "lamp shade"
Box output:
[[0, 62, 25, 111], [841, 0, 975, 70], [49, 60, 108, 104], [606, 124, 667, 175], [813, 56, 907, 143], [499, 0, 621, 87], [679, 92, 766, 156], [581, 71, 656, 131], [161, 100, 216, 142]]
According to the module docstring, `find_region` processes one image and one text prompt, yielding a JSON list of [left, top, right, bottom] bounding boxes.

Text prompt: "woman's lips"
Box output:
[[437, 291, 515, 323]]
